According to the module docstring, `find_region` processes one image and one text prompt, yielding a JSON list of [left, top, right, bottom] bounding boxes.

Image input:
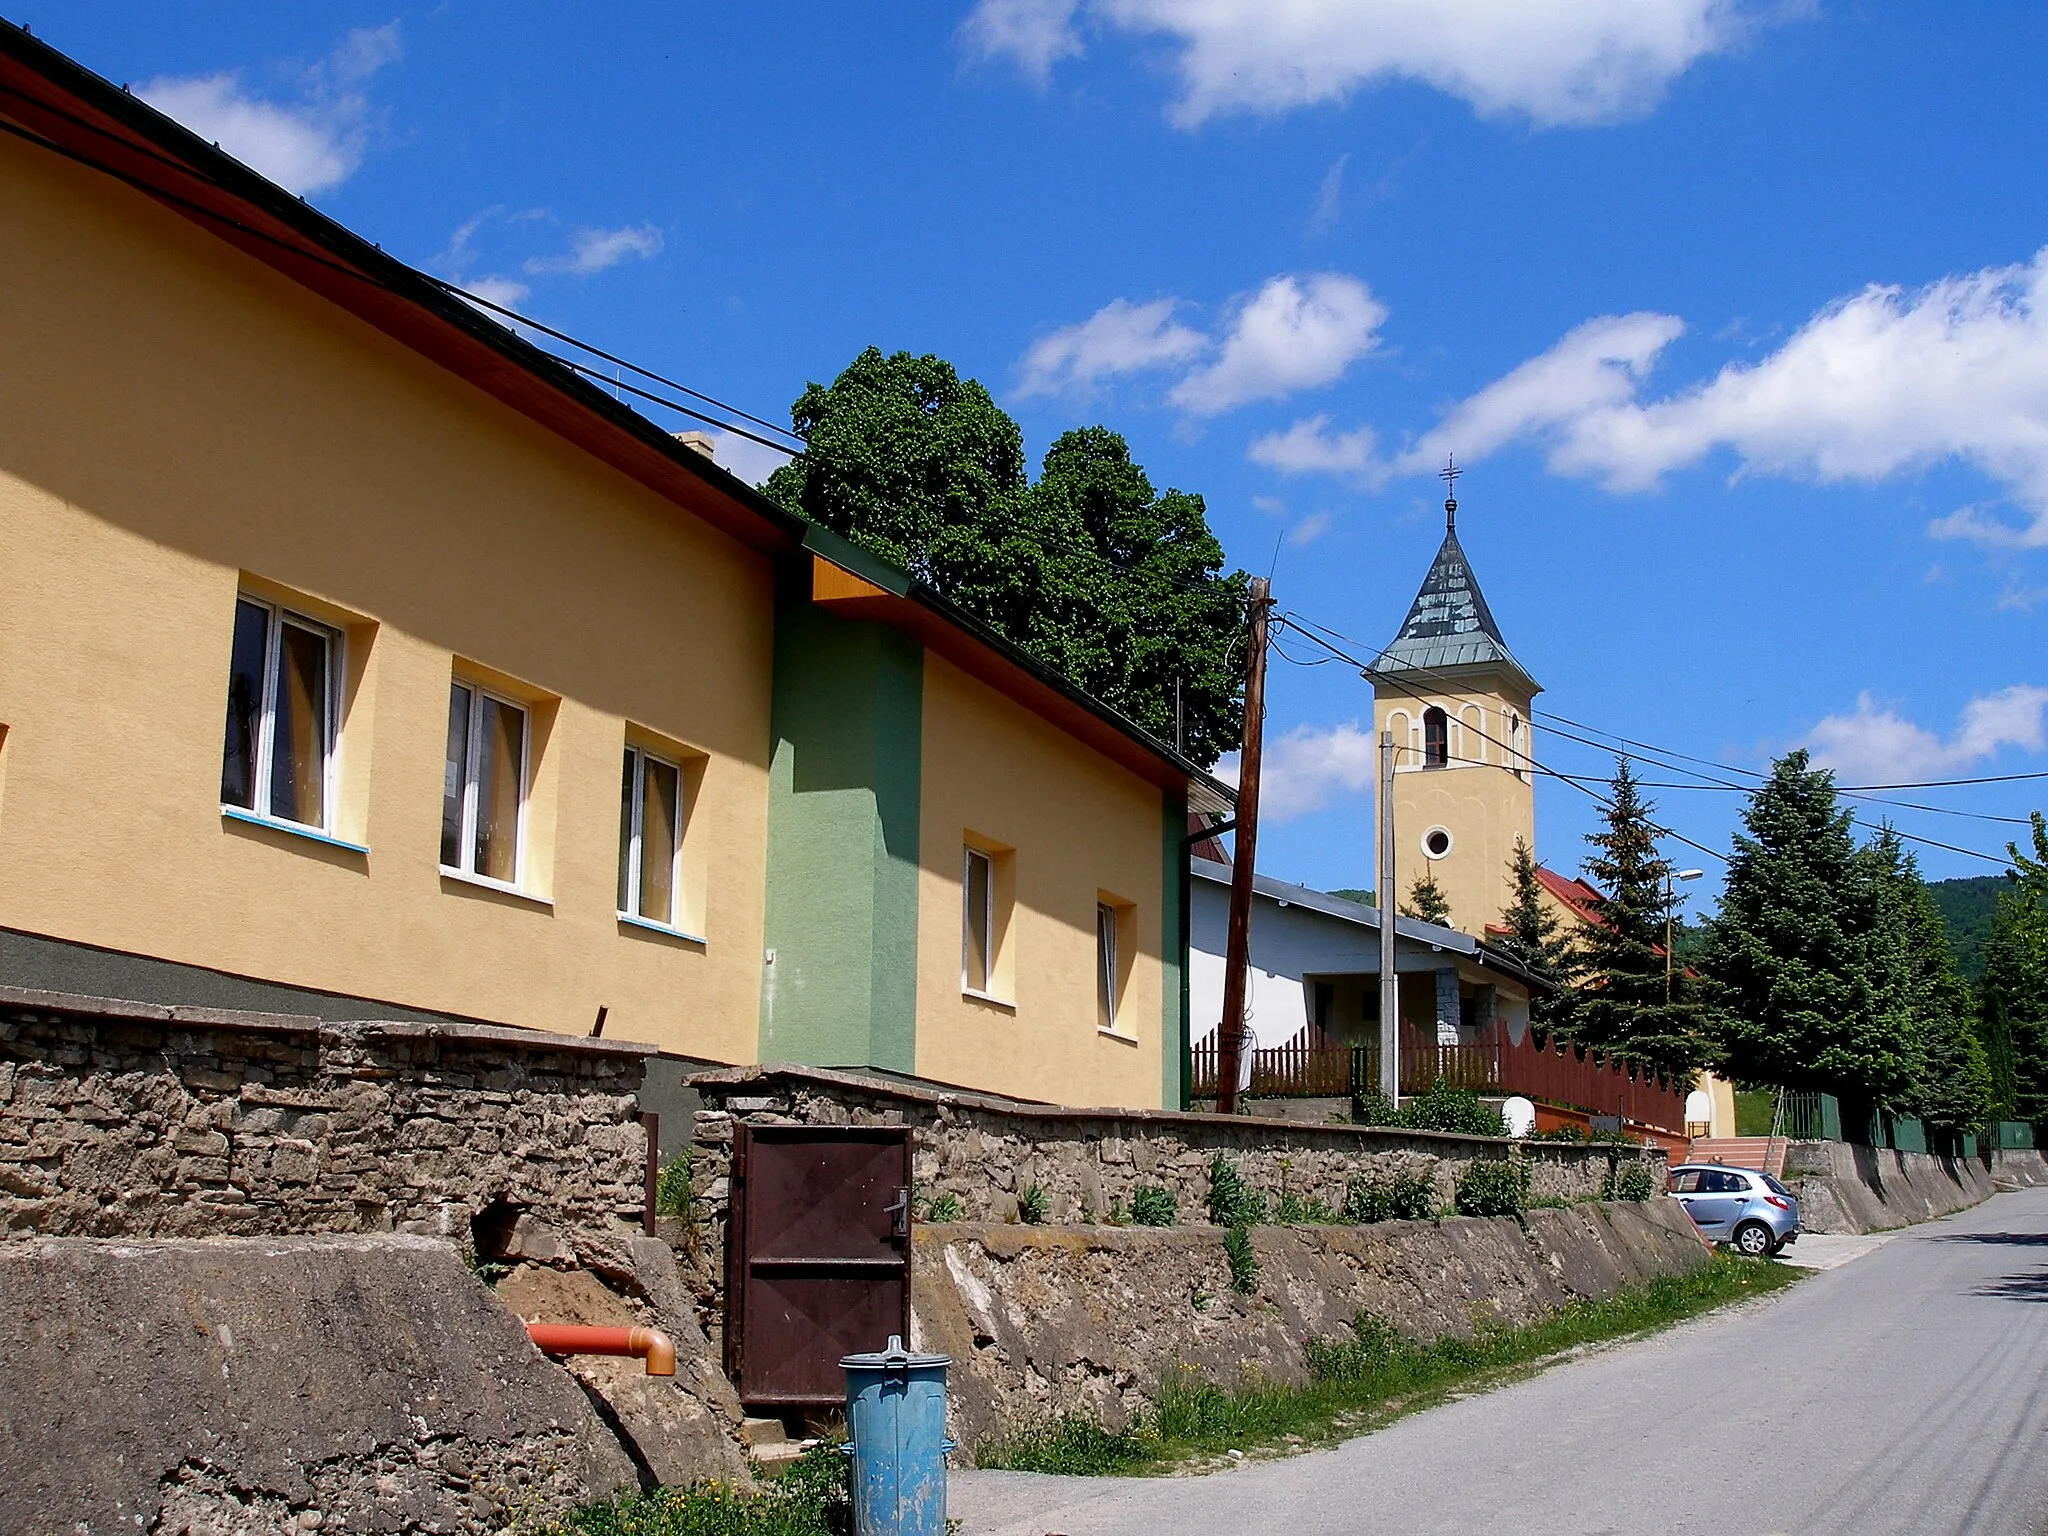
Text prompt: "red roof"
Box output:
[[1536, 865, 1608, 927]]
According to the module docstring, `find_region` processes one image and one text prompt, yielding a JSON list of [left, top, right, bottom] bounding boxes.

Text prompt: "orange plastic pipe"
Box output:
[[526, 1323, 676, 1376]]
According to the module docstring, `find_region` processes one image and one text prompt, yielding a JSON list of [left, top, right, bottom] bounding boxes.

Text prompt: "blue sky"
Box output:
[[26, 1, 2048, 905]]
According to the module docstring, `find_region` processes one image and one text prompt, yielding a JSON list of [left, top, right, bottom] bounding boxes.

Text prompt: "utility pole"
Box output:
[[1217, 577, 1273, 1117], [1378, 728, 1400, 1106], [1664, 868, 1705, 1001]]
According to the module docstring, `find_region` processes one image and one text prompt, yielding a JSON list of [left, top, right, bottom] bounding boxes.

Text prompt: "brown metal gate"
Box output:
[[724, 1122, 912, 1412]]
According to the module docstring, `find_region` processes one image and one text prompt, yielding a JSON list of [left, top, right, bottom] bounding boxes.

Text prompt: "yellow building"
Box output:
[[0, 26, 1227, 1111]]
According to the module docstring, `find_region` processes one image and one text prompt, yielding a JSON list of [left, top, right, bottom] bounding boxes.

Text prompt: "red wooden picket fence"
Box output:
[[1188, 1028, 1689, 1134]]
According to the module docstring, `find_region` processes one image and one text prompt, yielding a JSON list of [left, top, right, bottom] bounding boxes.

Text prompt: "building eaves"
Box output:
[[1188, 856, 1554, 993], [0, 20, 1231, 812]]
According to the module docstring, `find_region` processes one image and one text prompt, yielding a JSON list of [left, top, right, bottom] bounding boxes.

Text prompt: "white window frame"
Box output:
[[962, 845, 995, 997], [619, 744, 684, 927], [442, 679, 531, 892], [222, 595, 339, 834], [1096, 900, 1121, 1035]]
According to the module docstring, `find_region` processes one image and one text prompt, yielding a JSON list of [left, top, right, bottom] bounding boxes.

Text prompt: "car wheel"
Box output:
[[1733, 1221, 1775, 1258]]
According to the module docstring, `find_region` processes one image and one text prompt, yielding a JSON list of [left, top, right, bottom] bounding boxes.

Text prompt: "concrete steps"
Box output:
[[1688, 1137, 1786, 1177]]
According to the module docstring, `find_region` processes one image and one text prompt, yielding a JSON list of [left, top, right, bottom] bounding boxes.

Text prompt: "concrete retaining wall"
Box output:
[[0, 1234, 641, 1535], [1785, 1142, 2048, 1234], [909, 1197, 1710, 1451]]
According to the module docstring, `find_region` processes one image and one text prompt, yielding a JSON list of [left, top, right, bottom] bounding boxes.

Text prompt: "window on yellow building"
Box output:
[[963, 847, 993, 994], [619, 745, 682, 926], [220, 595, 336, 832], [1096, 902, 1118, 1032], [442, 680, 527, 887]]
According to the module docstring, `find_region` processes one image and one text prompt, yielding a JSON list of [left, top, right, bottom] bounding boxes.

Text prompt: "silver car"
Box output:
[[1668, 1163, 1800, 1256]]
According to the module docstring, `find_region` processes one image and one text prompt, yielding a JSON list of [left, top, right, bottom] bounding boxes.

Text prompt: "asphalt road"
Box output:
[[949, 1188, 2048, 1536]]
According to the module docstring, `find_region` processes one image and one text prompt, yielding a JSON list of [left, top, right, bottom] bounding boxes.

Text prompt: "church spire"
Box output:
[[1369, 463, 1540, 695]]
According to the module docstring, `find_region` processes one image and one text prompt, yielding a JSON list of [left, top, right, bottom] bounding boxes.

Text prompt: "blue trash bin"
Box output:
[[841, 1334, 954, 1536]]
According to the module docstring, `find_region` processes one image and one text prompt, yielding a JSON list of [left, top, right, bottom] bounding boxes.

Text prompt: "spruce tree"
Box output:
[[1401, 873, 1453, 927], [1698, 751, 1902, 1098], [1980, 812, 2048, 1133], [1573, 758, 1710, 1077], [1496, 836, 1580, 1039], [1866, 829, 1991, 1132]]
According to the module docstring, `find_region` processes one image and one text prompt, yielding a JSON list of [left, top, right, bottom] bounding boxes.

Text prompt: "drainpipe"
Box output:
[[527, 1323, 676, 1376]]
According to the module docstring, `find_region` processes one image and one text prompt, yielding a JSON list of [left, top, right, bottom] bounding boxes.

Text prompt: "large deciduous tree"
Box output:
[[1572, 759, 1711, 1077], [765, 348, 1248, 765]]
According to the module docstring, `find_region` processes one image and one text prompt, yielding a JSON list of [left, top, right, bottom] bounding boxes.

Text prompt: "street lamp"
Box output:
[[1665, 868, 1705, 1002]]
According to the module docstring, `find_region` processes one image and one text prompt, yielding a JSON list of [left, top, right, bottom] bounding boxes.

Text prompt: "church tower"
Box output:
[[1369, 473, 1539, 936]]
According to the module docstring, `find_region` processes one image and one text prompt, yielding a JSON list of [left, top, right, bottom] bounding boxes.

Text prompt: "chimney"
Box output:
[[672, 431, 717, 460]]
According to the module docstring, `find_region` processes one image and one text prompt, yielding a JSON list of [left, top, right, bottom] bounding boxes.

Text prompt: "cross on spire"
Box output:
[[1439, 453, 1461, 530]]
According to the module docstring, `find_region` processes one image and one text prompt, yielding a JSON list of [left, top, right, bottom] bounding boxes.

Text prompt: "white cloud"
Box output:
[[458, 275, 533, 315], [1168, 274, 1386, 416], [1015, 298, 1205, 398], [1249, 414, 1380, 478], [138, 24, 400, 195], [706, 429, 795, 488], [965, 0, 1761, 127], [1286, 511, 1335, 547], [524, 224, 665, 277], [1308, 152, 1349, 236], [1390, 248, 2048, 542], [958, 0, 1082, 82], [1218, 721, 1378, 824], [1397, 312, 1685, 472], [1805, 687, 2048, 784]]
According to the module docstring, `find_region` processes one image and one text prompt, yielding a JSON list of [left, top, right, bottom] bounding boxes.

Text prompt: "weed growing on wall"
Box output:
[[974, 1254, 1798, 1474], [653, 1152, 694, 1225], [1223, 1225, 1259, 1293], [1275, 1191, 1338, 1224], [1130, 1185, 1177, 1226], [1207, 1153, 1266, 1226], [1017, 1184, 1049, 1224], [920, 1191, 961, 1223], [1600, 1160, 1656, 1202], [1453, 1159, 1530, 1219], [1342, 1174, 1437, 1223]]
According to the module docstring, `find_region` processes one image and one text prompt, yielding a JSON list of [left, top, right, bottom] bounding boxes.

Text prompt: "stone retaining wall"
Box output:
[[911, 1198, 1711, 1450], [684, 1065, 1667, 1320], [0, 986, 653, 1248], [1785, 1140, 2048, 1234]]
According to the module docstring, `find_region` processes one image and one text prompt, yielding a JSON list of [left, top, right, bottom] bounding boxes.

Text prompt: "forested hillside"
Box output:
[[1928, 875, 2011, 985]]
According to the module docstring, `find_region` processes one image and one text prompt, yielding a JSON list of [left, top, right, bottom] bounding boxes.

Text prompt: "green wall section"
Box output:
[[760, 586, 923, 1073], [1162, 792, 1187, 1111]]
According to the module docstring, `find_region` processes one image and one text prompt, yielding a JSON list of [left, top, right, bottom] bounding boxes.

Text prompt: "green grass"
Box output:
[[535, 1445, 851, 1536], [1734, 1088, 1778, 1137], [975, 1254, 1799, 1475]]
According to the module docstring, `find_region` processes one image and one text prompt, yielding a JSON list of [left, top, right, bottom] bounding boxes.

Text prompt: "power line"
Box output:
[[1270, 615, 1731, 867], [0, 87, 801, 455], [1273, 608, 2017, 869]]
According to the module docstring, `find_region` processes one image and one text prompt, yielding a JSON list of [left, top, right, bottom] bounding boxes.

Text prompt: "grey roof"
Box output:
[[1370, 518, 1540, 695], [1187, 857, 1553, 993]]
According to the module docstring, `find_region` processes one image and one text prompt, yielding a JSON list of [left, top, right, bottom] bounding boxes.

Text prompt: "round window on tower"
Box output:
[[1421, 827, 1453, 860]]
